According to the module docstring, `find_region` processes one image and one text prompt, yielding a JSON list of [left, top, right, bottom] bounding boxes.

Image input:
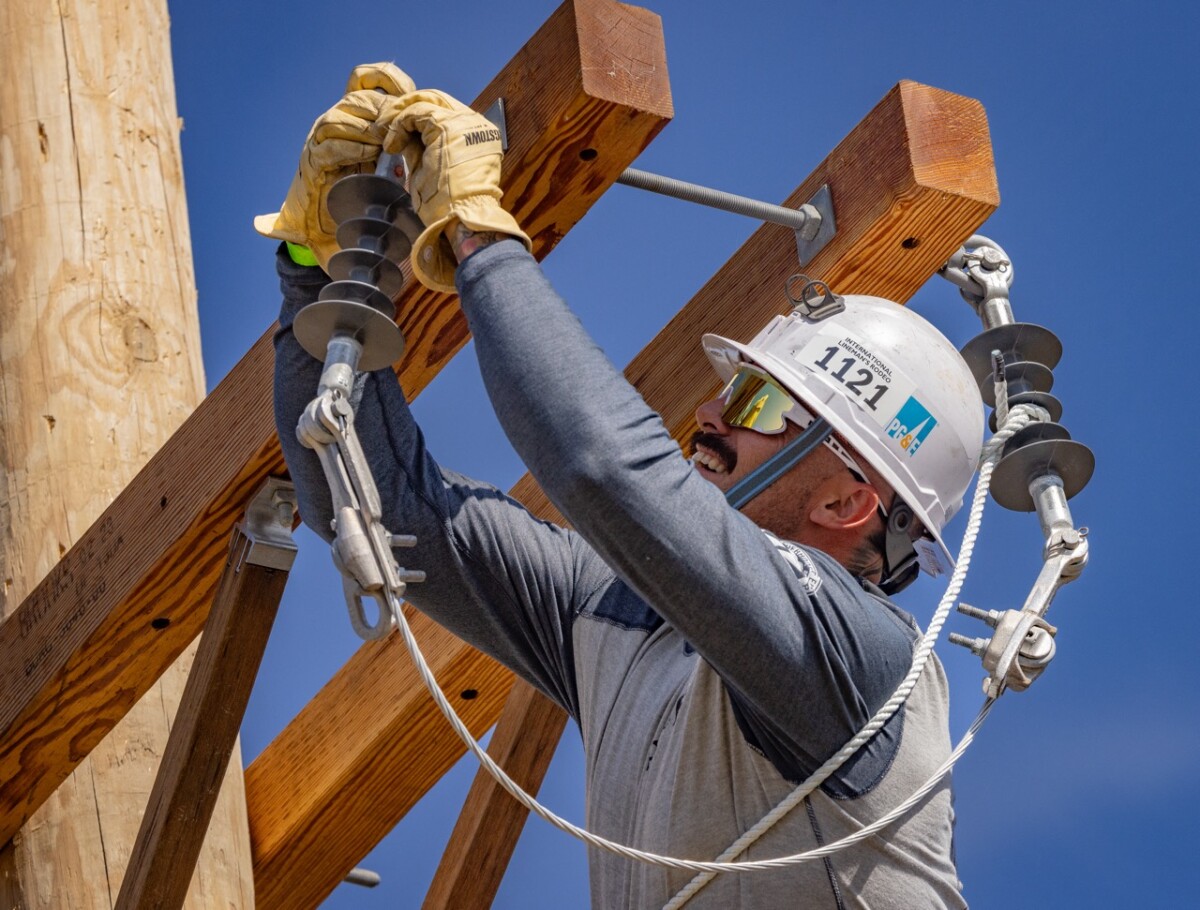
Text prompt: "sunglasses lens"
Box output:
[[721, 370, 796, 434]]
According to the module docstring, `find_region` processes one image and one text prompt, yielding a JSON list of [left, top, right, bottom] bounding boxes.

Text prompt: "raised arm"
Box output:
[[450, 240, 917, 770], [271, 71, 917, 780], [260, 68, 601, 716]]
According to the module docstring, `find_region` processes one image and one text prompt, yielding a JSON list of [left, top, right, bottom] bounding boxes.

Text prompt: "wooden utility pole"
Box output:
[[0, 0, 254, 906]]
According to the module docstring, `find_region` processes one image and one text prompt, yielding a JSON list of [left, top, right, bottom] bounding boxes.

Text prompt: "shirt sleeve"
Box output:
[[454, 240, 918, 772], [271, 245, 609, 718]]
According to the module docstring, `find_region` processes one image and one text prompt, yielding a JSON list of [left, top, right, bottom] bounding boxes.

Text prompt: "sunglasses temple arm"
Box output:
[[725, 418, 832, 511]]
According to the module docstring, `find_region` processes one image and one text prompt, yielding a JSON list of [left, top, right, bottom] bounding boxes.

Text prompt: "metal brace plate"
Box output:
[[796, 184, 836, 267], [237, 477, 298, 571], [484, 97, 509, 152]]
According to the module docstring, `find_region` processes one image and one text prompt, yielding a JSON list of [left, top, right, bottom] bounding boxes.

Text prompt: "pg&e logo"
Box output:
[[885, 396, 937, 457]]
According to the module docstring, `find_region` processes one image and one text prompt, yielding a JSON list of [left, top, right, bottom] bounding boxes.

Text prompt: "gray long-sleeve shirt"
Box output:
[[273, 241, 965, 908]]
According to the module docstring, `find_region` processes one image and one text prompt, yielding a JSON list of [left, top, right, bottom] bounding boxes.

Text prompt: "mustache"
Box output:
[[690, 431, 737, 473]]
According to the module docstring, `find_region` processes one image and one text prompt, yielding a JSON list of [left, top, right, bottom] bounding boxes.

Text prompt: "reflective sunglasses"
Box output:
[[719, 366, 881, 498], [718, 365, 799, 435]]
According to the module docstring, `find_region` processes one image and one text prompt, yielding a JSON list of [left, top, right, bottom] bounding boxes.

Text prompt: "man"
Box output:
[[263, 64, 983, 908]]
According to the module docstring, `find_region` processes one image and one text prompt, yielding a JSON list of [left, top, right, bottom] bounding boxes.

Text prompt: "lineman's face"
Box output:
[[690, 395, 802, 494]]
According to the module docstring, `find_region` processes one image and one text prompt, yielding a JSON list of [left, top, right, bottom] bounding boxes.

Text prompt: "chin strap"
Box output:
[[724, 418, 833, 510], [877, 502, 920, 595]]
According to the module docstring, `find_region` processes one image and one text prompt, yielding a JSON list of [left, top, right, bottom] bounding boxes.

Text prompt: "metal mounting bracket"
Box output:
[[236, 477, 298, 571], [795, 184, 836, 267]]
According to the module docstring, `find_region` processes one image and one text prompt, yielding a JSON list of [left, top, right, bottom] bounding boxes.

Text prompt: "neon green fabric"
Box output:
[[285, 242, 319, 267], [254, 63, 416, 270]]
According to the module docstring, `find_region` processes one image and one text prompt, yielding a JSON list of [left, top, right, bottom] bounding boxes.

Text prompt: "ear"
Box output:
[[808, 475, 881, 531]]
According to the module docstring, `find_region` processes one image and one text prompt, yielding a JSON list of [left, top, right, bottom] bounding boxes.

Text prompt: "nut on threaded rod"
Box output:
[[957, 602, 1003, 628], [948, 632, 990, 656]]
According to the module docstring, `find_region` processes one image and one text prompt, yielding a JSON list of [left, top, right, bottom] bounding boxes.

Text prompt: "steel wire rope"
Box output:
[[379, 404, 1043, 886]]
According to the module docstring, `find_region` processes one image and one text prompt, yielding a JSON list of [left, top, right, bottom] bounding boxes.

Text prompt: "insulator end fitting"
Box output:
[[957, 603, 1003, 628], [948, 632, 990, 657]]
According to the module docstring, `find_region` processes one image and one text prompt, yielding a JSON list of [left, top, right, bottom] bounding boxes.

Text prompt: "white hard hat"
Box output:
[[702, 292, 984, 571]]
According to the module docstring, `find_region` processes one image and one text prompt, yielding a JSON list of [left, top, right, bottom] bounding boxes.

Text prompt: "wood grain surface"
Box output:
[[115, 520, 293, 910], [0, 0, 254, 903], [0, 0, 673, 859]]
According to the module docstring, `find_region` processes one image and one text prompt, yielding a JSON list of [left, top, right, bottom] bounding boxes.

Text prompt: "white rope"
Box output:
[[992, 350, 1010, 429], [378, 405, 1043, 888], [661, 406, 1036, 906]]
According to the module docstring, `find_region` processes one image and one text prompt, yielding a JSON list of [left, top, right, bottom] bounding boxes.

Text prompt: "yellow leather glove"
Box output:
[[382, 90, 531, 293], [254, 63, 416, 270]]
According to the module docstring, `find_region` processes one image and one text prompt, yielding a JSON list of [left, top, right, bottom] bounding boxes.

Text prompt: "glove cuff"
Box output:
[[409, 200, 531, 294], [453, 197, 532, 254], [411, 215, 460, 294]]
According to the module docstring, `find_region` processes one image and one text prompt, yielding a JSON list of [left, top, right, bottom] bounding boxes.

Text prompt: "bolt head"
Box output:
[[980, 247, 1007, 268]]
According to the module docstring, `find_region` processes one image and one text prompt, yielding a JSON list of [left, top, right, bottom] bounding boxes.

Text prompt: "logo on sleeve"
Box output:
[[763, 531, 823, 595], [885, 395, 937, 457]]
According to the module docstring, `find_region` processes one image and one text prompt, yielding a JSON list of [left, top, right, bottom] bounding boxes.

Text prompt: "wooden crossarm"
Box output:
[[0, 0, 673, 850], [246, 79, 998, 910], [115, 481, 296, 910]]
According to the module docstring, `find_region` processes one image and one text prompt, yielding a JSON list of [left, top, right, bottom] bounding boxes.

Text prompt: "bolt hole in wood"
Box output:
[[160, 496, 168, 509], [579, 148, 598, 161], [901, 236, 920, 249], [151, 617, 171, 630], [460, 689, 479, 700]]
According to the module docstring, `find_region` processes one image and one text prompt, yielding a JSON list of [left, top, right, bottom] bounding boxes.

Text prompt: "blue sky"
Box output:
[[169, 0, 1198, 906]]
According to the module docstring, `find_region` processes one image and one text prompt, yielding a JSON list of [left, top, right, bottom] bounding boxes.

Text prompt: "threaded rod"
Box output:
[[617, 167, 817, 232]]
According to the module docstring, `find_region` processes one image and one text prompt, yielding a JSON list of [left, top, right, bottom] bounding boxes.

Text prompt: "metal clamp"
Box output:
[[951, 473, 1090, 696], [939, 234, 1016, 329], [950, 606, 1058, 695], [235, 477, 299, 572], [297, 367, 425, 640]]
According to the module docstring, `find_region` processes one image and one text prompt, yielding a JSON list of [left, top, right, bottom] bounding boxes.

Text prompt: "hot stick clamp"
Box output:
[[294, 153, 426, 639]]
